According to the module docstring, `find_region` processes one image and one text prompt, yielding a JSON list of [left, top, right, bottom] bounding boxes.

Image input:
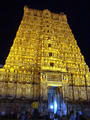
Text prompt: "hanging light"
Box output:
[[54, 100, 57, 114], [50, 104, 54, 109]]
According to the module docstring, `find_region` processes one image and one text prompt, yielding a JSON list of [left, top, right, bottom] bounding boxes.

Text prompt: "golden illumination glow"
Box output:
[[0, 6, 90, 102]]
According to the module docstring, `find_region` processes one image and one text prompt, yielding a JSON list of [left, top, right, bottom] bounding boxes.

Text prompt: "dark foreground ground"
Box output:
[[0, 116, 90, 120]]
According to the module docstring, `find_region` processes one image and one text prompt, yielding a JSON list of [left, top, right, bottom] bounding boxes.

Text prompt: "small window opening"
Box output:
[[48, 43, 51, 47], [49, 52, 52, 57], [50, 62, 54, 67]]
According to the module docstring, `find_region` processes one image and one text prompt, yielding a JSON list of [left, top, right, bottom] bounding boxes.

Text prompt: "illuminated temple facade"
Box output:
[[0, 6, 90, 105]]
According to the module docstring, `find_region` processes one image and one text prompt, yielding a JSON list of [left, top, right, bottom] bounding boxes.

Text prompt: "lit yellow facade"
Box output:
[[0, 6, 90, 102]]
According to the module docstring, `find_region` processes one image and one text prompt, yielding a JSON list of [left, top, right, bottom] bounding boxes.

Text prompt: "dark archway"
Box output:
[[48, 86, 67, 117]]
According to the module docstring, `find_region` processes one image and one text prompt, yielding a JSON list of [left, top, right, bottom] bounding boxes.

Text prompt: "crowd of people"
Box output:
[[67, 110, 87, 120], [0, 109, 88, 120], [18, 109, 88, 120], [48, 110, 87, 120]]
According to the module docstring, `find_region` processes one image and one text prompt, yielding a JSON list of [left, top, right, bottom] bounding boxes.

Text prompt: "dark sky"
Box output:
[[0, 0, 90, 68]]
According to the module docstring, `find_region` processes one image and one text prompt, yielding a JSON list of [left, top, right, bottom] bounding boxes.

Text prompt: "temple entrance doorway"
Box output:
[[48, 86, 67, 117]]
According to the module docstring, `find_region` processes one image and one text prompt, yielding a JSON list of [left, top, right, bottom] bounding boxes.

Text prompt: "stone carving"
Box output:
[[0, 6, 89, 102]]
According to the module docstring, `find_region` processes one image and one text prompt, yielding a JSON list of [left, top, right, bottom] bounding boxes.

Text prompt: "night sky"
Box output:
[[0, 0, 90, 68]]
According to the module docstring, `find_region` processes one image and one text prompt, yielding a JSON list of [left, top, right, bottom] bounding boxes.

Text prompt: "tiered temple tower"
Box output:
[[0, 6, 90, 105]]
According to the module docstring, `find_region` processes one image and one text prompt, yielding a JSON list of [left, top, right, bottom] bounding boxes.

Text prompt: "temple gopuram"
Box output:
[[0, 6, 90, 115]]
